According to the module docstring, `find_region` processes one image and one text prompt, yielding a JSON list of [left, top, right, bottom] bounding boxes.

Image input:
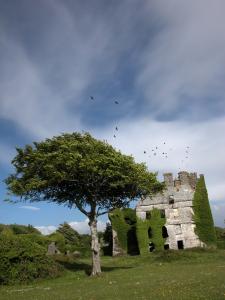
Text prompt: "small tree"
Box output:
[[5, 132, 162, 275]]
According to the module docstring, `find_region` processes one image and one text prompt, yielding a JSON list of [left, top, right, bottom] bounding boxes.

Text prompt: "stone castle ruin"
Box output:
[[136, 171, 204, 250], [110, 171, 215, 256]]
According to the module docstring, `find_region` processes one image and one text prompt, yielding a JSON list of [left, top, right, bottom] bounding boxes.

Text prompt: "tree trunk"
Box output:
[[89, 218, 101, 276]]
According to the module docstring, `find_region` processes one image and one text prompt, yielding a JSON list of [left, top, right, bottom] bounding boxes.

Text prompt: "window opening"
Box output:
[[149, 242, 155, 252], [177, 240, 184, 250], [146, 211, 151, 220], [148, 227, 152, 238], [162, 226, 169, 238], [160, 209, 165, 218]]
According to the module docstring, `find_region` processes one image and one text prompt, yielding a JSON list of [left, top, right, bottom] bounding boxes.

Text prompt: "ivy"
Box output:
[[109, 209, 129, 252], [109, 208, 139, 254], [193, 175, 217, 246], [136, 209, 166, 255]]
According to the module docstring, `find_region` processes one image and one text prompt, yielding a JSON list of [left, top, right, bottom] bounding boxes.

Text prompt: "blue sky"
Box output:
[[0, 0, 225, 233]]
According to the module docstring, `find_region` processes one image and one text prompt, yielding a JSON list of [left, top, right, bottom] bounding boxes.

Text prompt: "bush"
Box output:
[[0, 235, 63, 285]]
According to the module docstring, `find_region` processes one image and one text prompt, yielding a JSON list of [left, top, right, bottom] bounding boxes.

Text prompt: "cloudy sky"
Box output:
[[0, 0, 225, 234]]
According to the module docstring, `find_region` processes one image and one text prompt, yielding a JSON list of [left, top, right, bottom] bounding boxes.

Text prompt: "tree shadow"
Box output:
[[57, 259, 133, 276]]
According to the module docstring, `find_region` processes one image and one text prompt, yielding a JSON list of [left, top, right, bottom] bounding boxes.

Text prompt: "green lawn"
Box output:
[[1, 249, 225, 300]]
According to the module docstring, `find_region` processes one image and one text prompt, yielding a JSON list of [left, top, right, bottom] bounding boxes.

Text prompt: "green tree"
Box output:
[[5, 132, 162, 275], [57, 222, 80, 245], [193, 175, 216, 246]]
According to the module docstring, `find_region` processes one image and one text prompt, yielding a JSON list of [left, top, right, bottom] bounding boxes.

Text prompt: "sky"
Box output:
[[0, 0, 225, 234]]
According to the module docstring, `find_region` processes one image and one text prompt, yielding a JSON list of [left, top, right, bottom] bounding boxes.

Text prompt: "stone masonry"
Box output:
[[136, 171, 205, 250]]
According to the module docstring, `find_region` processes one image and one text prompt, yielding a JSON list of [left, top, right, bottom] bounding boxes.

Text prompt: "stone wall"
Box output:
[[136, 171, 204, 250]]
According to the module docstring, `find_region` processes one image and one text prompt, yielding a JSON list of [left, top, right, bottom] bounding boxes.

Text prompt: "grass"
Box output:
[[1, 249, 225, 300]]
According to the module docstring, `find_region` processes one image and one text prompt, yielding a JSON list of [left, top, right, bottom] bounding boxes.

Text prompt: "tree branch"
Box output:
[[75, 202, 89, 217], [97, 210, 108, 217]]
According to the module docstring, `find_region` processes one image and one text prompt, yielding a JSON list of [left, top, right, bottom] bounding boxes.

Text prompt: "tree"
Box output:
[[5, 132, 163, 275], [57, 222, 80, 245]]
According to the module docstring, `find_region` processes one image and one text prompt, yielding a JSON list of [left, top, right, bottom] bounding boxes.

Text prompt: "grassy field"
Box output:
[[1, 249, 225, 300]]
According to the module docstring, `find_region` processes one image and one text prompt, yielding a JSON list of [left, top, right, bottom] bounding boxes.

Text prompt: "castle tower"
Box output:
[[136, 171, 213, 251]]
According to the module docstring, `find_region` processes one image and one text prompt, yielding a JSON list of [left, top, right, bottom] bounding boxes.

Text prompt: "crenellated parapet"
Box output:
[[163, 171, 198, 190]]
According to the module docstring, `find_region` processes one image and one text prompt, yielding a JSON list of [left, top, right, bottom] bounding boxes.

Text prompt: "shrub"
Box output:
[[215, 227, 225, 249], [0, 235, 63, 285], [46, 232, 66, 253]]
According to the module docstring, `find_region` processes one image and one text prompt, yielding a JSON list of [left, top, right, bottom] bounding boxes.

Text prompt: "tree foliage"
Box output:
[[5, 133, 162, 214], [57, 222, 80, 245], [5, 132, 163, 275]]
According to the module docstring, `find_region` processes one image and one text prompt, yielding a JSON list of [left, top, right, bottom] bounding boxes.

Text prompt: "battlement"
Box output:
[[163, 171, 199, 190]]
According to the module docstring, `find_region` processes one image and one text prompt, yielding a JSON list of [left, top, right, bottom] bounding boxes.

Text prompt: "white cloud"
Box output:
[[69, 219, 106, 234], [0, 143, 16, 166], [36, 219, 106, 236], [211, 203, 225, 227], [20, 205, 40, 211], [138, 0, 225, 118], [94, 116, 225, 205], [35, 225, 57, 235]]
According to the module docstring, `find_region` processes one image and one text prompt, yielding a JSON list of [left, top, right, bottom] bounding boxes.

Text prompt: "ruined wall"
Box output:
[[136, 208, 166, 255], [136, 171, 206, 250], [110, 171, 215, 255], [109, 208, 139, 256]]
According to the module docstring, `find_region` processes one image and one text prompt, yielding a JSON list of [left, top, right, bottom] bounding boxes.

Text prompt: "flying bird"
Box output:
[[114, 100, 119, 104], [90, 96, 94, 100], [144, 151, 146, 154], [113, 135, 116, 138], [115, 126, 118, 131]]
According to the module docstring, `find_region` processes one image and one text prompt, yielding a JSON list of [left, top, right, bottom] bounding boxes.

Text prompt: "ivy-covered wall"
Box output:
[[109, 208, 139, 254], [110, 207, 166, 255], [110, 175, 216, 255], [136, 208, 166, 255], [193, 175, 217, 246]]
